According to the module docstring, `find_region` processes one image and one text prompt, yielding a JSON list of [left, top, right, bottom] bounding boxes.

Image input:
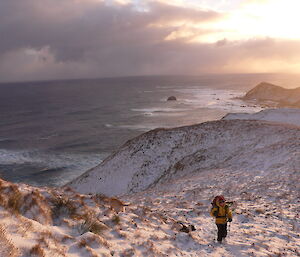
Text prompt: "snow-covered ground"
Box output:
[[68, 109, 300, 196], [223, 108, 300, 126], [0, 109, 299, 256]]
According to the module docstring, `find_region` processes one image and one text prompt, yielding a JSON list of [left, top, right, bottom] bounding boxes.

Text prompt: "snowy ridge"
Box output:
[[68, 116, 300, 196], [223, 108, 300, 126]]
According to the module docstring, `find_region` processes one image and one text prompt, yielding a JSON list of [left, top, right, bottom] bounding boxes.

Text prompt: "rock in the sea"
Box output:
[[167, 96, 177, 101]]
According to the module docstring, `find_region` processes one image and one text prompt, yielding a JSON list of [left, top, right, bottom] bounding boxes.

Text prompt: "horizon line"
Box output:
[[0, 72, 292, 85]]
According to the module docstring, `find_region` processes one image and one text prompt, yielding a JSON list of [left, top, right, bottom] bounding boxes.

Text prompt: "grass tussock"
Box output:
[[7, 190, 23, 214], [30, 244, 45, 257], [18, 219, 33, 236], [78, 238, 87, 248], [120, 248, 136, 257], [41, 231, 52, 239], [0, 183, 23, 214], [51, 196, 77, 220], [22, 190, 53, 225], [80, 234, 110, 249], [37, 231, 67, 257], [61, 234, 74, 243], [112, 215, 121, 225], [77, 239, 98, 257], [0, 194, 5, 207], [0, 225, 19, 257], [37, 236, 50, 249], [93, 193, 109, 205], [174, 161, 185, 171], [76, 211, 108, 235], [89, 220, 108, 235]]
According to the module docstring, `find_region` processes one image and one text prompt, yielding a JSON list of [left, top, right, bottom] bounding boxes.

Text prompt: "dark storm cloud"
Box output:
[[0, 0, 220, 61], [0, 0, 300, 82], [0, 0, 226, 81]]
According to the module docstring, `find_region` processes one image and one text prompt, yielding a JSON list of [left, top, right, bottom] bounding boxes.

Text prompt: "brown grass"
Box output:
[[78, 238, 87, 248], [120, 248, 135, 257], [112, 215, 121, 225], [22, 190, 53, 225], [51, 196, 77, 220], [96, 236, 110, 248], [17, 219, 33, 236], [87, 233, 111, 249], [30, 244, 45, 257], [89, 220, 108, 235], [0, 194, 5, 207], [174, 162, 184, 171], [93, 193, 109, 205], [77, 239, 101, 257], [76, 210, 108, 236], [1, 185, 23, 214], [0, 225, 19, 257], [37, 236, 50, 249], [38, 231, 67, 257], [61, 234, 74, 243]]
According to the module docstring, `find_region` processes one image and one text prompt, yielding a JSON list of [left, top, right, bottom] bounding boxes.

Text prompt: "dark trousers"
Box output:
[[216, 223, 227, 242]]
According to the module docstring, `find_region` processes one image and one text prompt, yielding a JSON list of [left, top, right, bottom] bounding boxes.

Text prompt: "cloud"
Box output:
[[215, 38, 300, 73], [0, 0, 219, 58], [0, 0, 299, 82]]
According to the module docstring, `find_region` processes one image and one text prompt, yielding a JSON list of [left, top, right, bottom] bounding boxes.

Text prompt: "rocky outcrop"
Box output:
[[167, 96, 177, 101], [242, 82, 300, 107]]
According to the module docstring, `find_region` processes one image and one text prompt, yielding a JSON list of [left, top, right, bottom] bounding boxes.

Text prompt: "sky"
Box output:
[[1, 0, 300, 82]]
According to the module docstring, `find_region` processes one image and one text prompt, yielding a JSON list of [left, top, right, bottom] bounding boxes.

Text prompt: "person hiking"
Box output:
[[210, 195, 233, 243]]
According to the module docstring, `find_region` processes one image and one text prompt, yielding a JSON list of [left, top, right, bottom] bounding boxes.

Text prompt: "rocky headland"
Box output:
[[242, 82, 300, 108]]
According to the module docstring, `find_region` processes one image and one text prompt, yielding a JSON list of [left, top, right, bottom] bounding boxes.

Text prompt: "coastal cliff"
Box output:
[[242, 82, 300, 107]]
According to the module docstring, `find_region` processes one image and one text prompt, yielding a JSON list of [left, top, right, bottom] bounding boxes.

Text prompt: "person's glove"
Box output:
[[228, 218, 232, 222], [213, 211, 218, 217]]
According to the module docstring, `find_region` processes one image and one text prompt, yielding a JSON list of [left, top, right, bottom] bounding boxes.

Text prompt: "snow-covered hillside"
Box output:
[[68, 113, 300, 196], [223, 108, 300, 126], [1, 108, 299, 256]]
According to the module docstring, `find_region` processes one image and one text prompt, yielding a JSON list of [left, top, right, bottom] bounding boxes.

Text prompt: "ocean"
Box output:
[[0, 74, 299, 187]]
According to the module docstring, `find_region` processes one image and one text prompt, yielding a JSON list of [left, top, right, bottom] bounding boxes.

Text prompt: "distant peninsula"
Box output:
[[242, 82, 300, 108]]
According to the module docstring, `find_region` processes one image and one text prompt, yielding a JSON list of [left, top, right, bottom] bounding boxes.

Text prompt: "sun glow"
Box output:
[[234, 0, 300, 40], [171, 0, 300, 43]]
